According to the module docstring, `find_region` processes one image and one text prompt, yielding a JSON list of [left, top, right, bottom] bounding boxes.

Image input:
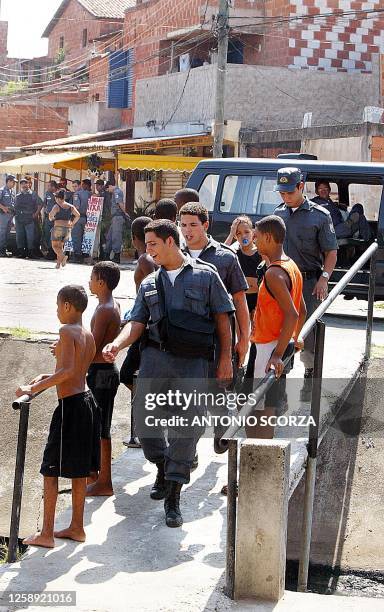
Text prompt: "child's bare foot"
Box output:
[[55, 260, 61, 269], [54, 527, 86, 542], [86, 481, 114, 497], [23, 532, 55, 548], [61, 255, 68, 267]]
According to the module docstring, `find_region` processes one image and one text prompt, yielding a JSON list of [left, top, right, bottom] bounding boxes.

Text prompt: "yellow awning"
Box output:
[[0, 151, 113, 173], [0, 151, 91, 173], [118, 154, 205, 172]]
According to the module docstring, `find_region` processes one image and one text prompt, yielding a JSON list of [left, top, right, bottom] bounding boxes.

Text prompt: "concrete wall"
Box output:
[[287, 358, 384, 572], [69, 102, 122, 135], [0, 336, 130, 539], [134, 63, 380, 133], [302, 136, 366, 163]]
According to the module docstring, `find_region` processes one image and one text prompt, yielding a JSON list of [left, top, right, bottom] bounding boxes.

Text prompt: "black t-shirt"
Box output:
[[235, 247, 262, 313]]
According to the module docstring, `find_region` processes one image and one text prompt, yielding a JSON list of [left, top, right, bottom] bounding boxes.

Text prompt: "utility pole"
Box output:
[[213, 0, 229, 158]]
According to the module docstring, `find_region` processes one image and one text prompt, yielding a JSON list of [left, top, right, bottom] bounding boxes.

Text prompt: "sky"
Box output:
[[2, 0, 62, 58]]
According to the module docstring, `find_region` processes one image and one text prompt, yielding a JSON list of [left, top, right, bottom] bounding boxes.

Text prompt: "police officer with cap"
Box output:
[[71, 179, 91, 263], [14, 177, 41, 258], [104, 180, 130, 264], [102, 219, 234, 529], [274, 167, 338, 398], [42, 180, 58, 259], [0, 174, 16, 257]]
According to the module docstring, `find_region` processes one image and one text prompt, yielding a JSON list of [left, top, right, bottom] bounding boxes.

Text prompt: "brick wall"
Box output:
[[47, 0, 123, 63], [0, 100, 69, 148], [121, 0, 266, 126], [259, 0, 384, 73]]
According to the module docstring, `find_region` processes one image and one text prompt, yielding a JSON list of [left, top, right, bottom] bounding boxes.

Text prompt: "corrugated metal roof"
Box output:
[[41, 133, 212, 152], [42, 0, 135, 37], [21, 127, 133, 151], [78, 0, 136, 18]]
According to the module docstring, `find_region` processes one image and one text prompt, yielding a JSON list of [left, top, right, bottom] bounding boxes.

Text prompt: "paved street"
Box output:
[[2, 440, 384, 612], [0, 258, 137, 335], [1, 257, 384, 336]]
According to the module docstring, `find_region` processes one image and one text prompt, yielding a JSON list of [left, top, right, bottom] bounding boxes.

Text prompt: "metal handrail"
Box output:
[[221, 240, 378, 441], [7, 391, 44, 563], [224, 240, 378, 599]]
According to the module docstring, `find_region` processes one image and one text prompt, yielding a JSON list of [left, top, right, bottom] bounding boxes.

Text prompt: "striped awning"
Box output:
[[118, 154, 205, 172]]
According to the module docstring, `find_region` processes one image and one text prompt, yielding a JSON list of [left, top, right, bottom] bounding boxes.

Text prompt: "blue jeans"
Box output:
[[0, 211, 12, 252], [15, 218, 35, 251]]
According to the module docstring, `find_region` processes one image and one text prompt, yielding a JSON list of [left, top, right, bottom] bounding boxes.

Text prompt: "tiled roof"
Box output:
[[42, 0, 136, 37]]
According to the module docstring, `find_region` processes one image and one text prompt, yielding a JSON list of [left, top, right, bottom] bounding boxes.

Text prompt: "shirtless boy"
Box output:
[[87, 262, 121, 496], [16, 285, 99, 548]]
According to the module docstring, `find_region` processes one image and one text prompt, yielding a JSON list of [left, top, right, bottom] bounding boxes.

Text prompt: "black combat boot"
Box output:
[[16, 248, 26, 258], [191, 454, 199, 471], [150, 461, 166, 500], [164, 481, 183, 528], [112, 252, 121, 264]]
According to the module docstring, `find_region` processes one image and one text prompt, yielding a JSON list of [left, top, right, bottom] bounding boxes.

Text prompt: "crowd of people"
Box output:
[[15, 165, 356, 547], [0, 174, 130, 266]]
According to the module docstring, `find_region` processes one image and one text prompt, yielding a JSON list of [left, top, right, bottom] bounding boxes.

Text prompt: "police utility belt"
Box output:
[[142, 269, 215, 360]]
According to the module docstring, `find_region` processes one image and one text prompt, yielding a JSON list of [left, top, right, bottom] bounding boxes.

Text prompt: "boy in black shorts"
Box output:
[[16, 285, 99, 548], [87, 262, 121, 496]]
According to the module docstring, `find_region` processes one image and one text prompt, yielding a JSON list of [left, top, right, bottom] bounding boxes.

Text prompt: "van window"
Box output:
[[220, 175, 283, 216], [348, 184, 382, 221], [198, 174, 219, 212], [305, 181, 338, 202], [255, 178, 283, 215], [220, 175, 248, 214]]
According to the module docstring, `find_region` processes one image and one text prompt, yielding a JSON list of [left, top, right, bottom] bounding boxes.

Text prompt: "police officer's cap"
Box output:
[[274, 167, 303, 192], [19, 177, 29, 184], [6, 174, 17, 182]]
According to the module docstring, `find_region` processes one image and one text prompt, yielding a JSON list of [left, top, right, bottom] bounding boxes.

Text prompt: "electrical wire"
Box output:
[[0, 24, 213, 103], [2, 1, 382, 134], [0, 0, 187, 80]]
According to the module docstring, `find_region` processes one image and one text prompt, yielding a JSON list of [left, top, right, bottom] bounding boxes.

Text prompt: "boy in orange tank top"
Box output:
[[248, 215, 307, 438]]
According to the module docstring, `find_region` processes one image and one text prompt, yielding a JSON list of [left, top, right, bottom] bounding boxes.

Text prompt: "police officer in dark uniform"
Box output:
[[14, 177, 40, 258], [104, 180, 129, 264], [71, 178, 91, 263], [179, 202, 249, 364], [0, 174, 16, 257], [58, 178, 73, 204], [102, 219, 234, 529], [42, 180, 58, 259], [274, 168, 338, 398], [179, 202, 249, 462]]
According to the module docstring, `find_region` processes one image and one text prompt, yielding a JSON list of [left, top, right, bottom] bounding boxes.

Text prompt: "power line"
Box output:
[[0, 0, 188, 95]]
